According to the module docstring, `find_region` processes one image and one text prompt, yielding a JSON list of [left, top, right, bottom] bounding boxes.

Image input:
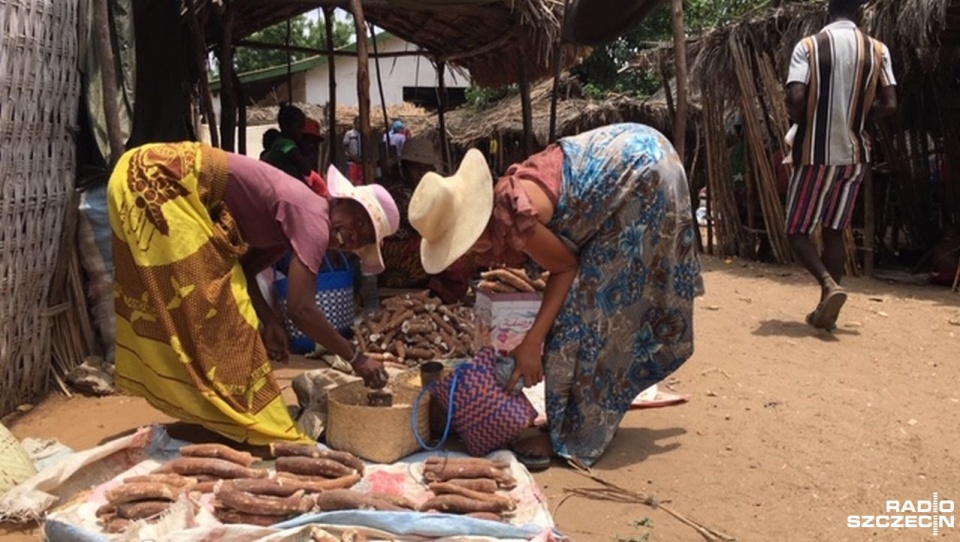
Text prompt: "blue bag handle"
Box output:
[[411, 368, 460, 451], [321, 250, 352, 273]]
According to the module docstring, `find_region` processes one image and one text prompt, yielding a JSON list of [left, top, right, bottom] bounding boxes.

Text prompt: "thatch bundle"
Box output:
[[445, 75, 687, 167]]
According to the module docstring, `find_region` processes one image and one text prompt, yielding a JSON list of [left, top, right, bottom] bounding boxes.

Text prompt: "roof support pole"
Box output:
[[92, 0, 124, 162], [349, 0, 374, 183], [185, 0, 218, 148], [436, 61, 451, 172], [324, 6, 337, 170], [517, 28, 534, 157], [217, 0, 237, 151], [670, 0, 688, 162], [549, 0, 570, 143]]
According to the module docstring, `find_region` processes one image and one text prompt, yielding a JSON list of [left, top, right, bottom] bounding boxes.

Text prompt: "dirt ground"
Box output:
[[3, 255, 960, 541]]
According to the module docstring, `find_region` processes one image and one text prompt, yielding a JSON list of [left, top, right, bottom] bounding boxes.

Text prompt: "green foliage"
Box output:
[[233, 14, 352, 74], [464, 85, 515, 110], [572, 0, 772, 96]]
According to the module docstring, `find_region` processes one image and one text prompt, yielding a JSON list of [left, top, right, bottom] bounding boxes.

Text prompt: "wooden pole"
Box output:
[[349, 0, 374, 183], [369, 24, 391, 133], [92, 0, 124, 162], [235, 71, 247, 155], [185, 0, 218, 148], [217, 1, 237, 152], [324, 6, 337, 170], [549, 0, 570, 143], [517, 30, 534, 156], [670, 0, 688, 162], [436, 61, 451, 171]]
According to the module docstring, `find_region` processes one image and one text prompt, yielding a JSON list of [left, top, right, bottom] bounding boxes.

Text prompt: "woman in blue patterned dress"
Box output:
[[408, 123, 704, 468]]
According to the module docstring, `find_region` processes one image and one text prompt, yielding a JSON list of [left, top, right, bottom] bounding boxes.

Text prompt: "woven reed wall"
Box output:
[[0, 0, 81, 414]]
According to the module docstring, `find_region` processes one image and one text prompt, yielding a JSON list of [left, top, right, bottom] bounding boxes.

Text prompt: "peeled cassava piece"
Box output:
[[155, 457, 267, 479]]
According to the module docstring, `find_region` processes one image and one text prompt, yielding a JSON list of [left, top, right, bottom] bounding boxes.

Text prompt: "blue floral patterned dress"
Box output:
[[542, 123, 704, 466]]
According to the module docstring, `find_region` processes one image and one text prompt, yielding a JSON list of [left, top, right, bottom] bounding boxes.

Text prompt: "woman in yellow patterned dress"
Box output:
[[108, 142, 399, 445]]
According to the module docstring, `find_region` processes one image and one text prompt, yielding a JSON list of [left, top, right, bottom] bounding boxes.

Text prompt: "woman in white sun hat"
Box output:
[[108, 142, 399, 445], [408, 123, 704, 468]]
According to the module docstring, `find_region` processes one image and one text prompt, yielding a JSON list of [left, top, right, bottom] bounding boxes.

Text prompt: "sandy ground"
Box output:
[[3, 255, 960, 541]]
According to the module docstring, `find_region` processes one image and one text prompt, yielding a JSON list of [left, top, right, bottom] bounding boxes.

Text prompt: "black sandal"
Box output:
[[515, 452, 552, 472]]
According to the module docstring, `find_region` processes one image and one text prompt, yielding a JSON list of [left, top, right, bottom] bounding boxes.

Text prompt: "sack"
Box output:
[[421, 347, 537, 456], [274, 252, 355, 354]]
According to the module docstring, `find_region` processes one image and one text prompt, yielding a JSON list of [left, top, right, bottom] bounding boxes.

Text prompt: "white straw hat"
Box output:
[[408, 149, 493, 274]]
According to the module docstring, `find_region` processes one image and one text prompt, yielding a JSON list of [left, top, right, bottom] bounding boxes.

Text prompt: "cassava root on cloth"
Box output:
[[179, 443, 260, 467], [313, 489, 407, 512], [275, 471, 362, 492], [269, 443, 365, 474], [352, 293, 477, 366], [423, 461, 517, 489], [113, 501, 173, 520], [215, 481, 311, 516], [104, 482, 183, 505], [214, 508, 282, 527], [441, 478, 499, 493], [153, 457, 268, 479], [122, 474, 197, 489], [420, 494, 512, 515], [275, 456, 357, 478], [428, 482, 516, 511], [478, 267, 548, 293]]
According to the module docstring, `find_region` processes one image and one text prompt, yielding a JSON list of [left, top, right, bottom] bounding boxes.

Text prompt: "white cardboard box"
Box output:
[[474, 291, 543, 354]]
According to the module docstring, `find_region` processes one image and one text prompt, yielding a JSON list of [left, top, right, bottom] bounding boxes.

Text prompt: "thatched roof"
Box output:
[[247, 101, 439, 136], [188, 1, 594, 87], [629, 0, 960, 103], [446, 75, 684, 149]]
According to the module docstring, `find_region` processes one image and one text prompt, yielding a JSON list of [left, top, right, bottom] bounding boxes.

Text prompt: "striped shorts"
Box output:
[[785, 164, 864, 235]]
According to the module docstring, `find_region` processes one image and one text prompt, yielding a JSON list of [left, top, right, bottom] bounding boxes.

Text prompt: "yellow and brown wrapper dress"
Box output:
[[107, 142, 310, 445]]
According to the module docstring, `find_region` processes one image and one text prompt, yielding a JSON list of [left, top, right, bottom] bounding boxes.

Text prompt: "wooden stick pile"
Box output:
[[477, 267, 547, 294], [419, 456, 518, 521], [353, 291, 477, 366]]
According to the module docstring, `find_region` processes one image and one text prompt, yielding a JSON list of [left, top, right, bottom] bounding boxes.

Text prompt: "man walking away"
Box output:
[[784, 0, 897, 330]]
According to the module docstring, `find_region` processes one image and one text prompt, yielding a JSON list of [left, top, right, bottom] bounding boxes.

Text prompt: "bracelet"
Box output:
[[347, 350, 362, 364]]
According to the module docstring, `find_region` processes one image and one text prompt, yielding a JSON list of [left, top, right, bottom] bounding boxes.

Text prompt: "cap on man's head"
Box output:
[[829, 0, 864, 12]]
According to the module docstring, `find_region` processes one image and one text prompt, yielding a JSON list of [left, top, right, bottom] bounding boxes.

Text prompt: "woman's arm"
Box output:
[[241, 251, 289, 361], [507, 222, 578, 390], [286, 255, 387, 388]]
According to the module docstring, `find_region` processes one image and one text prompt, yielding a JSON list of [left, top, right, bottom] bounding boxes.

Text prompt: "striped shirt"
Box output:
[[787, 20, 896, 166]]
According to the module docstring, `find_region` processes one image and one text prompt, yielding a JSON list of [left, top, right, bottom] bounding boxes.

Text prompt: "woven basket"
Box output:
[[0, 422, 36, 494], [326, 377, 429, 463]]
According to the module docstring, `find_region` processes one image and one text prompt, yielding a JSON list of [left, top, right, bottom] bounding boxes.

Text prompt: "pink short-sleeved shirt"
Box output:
[[223, 153, 329, 274], [477, 144, 564, 267]]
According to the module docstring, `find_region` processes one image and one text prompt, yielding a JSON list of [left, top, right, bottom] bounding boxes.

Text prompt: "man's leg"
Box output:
[[785, 165, 845, 329], [821, 228, 846, 284]]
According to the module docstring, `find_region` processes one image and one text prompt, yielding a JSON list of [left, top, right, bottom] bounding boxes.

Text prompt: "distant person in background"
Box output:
[[260, 128, 280, 161], [784, 0, 897, 330], [383, 119, 408, 163], [343, 116, 364, 185], [262, 104, 313, 183], [379, 137, 473, 303], [301, 117, 324, 173]]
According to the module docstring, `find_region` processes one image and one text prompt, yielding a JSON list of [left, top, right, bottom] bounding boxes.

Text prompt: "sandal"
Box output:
[[814, 287, 847, 331], [514, 452, 552, 472]]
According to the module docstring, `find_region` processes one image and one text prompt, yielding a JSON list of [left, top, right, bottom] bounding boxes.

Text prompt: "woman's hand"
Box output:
[[507, 337, 544, 392], [352, 353, 389, 389], [261, 321, 289, 363]]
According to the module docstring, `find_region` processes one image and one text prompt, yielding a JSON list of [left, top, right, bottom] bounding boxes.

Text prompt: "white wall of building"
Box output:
[[304, 35, 468, 107]]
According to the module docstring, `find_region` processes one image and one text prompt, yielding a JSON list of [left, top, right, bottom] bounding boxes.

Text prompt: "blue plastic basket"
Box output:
[[274, 252, 355, 354]]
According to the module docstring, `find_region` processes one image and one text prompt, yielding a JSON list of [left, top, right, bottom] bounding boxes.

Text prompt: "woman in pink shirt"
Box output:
[[107, 141, 399, 445]]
